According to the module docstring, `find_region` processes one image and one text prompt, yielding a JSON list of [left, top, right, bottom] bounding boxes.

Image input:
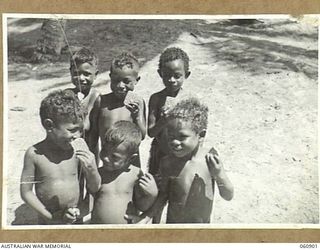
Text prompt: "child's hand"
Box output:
[[205, 147, 224, 178], [160, 106, 170, 118], [125, 101, 141, 119], [62, 207, 80, 224], [124, 214, 152, 224], [138, 173, 158, 198], [75, 149, 97, 173]]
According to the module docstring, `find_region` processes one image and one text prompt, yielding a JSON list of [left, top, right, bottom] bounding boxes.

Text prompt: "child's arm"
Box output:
[[148, 94, 167, 138], [126, 99, 147, 139], [129, 163, 170, 224], [20, 148, 53, 221], [134, 172, 158, 212], [87, 95, 101, 164], [75, 149, 101, 194], [206, 149, 234, 201]]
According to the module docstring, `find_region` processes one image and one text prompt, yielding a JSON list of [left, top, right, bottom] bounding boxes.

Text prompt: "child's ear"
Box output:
[[157, 69, 162, 78], [129, 153, 138, 164], [185, 71, 191, 79], [43, 119, 54, 132], [199, 129, 206, 138]]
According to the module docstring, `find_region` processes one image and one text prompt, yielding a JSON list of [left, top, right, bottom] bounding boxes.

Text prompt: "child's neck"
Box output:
[[175, 143, 201, 162], [102, 164, 131, 174], [43, 136, 74, 161], [111, 92, 126, 103], [165, 87, 182, 97], [75, 87, 90, 98]]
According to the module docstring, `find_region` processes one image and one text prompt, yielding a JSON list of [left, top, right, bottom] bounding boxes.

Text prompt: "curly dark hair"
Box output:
[[167, 97, 208, 134], [70, 47, 98, 70], [110, 52, 140, 74], [158, 47, 190, 74], [40, 90, 86, 126], [102, 121, 142, 155]]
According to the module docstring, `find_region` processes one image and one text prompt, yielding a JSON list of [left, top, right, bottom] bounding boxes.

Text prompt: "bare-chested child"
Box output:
[[148, 47, 192, 176], [64, 47, 100, 146], [141, 98, 234, 223], [91, 121, 158, 224], [20, 90, 101, 224], [90, 52, 146, 167]]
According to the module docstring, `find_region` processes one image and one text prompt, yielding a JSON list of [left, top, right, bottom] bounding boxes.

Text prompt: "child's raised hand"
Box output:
[[205, 147, 223, 178], [138, 173, 158, 198], [62, 207, 80, 224], [124, 91, 142, 119], [72, 138, 97, 171], [125, 101, 141, 118], [75, 149, 97, 172]]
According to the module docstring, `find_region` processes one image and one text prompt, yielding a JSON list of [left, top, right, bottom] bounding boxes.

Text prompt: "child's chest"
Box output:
[[36, 155, 78, 181], [99, 172, 138, 196], [99, 107, 132, 129], [167, 161, 213, 202]]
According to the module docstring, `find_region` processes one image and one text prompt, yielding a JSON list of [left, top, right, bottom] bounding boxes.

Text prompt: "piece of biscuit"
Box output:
[[209, 147, 219, 156], [124, 91, 140, 106], [71, 138, 89, 151]]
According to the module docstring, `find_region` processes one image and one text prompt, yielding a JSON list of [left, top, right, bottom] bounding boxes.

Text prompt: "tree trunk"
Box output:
[[32, 19, 67, 62]]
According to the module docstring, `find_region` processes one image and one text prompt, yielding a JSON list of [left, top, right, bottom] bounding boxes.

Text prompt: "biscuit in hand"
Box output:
[[124, 91, 140, 106], [71, 138, 89, 152]]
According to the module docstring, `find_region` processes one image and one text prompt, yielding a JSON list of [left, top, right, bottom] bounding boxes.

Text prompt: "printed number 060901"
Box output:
[[300, 244, 317, 248]]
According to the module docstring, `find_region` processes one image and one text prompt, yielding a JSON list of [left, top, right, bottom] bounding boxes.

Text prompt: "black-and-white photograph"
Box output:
[[2, 14, 319, 228]]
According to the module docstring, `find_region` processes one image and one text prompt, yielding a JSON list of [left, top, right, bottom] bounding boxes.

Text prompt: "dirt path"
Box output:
[[5, 21, 318, 226]]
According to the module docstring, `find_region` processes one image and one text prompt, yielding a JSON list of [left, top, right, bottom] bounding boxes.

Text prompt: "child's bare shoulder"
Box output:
[[89, 88, 101, 100], [24, 141, 47, 164], [24, 145, 38, 159], [149, 89, 167, 103]]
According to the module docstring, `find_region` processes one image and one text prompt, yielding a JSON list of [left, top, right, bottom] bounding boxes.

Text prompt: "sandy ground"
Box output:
[[4, 18, 319, 226]]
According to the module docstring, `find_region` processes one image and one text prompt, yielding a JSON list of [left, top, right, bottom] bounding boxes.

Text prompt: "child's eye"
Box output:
[[179, 135, 188, 140], [123, 79, 132, 84], [68, 128, 79, 133], [174, 74, 182, 79], [167, 135, 175, 140]]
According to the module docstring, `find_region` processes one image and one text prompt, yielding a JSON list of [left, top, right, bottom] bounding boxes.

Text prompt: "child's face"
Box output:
[[110, 66, 140, 100], [159, 59, 189, 93], [49, 120, 83, 151], [100, 142, 133, 171], [166, 119, 201, 158], [70, 62, 97, 95]]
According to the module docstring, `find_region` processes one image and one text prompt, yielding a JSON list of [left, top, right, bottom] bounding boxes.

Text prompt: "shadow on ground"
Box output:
[[11, 203, 38, 225], [192, 19, 318, 80], [8, 18, 318, 83]]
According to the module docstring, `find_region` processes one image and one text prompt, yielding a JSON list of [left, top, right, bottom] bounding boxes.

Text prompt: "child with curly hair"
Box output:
[[64, 47, 100, 147], [148, 47, 193, 176], [90, 52, 146, 167], [91, 121, 157, 224], [140, 98, 233, 223], [20, 90, 101, 225]]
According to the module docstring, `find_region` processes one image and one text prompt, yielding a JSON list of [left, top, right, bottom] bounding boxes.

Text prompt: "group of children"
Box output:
[[20, 47, 234, 225]]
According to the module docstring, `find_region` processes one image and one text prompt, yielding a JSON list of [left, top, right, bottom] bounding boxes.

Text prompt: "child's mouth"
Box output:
[[116, 90, 127, 98]]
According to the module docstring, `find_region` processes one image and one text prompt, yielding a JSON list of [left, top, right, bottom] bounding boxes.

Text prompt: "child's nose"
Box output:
[[171, 139, 180, 147], [79, 74, 86, 81], [168, 76, 176, 82], [118, 81, 126, 88], [72, 131, 81, 139]]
